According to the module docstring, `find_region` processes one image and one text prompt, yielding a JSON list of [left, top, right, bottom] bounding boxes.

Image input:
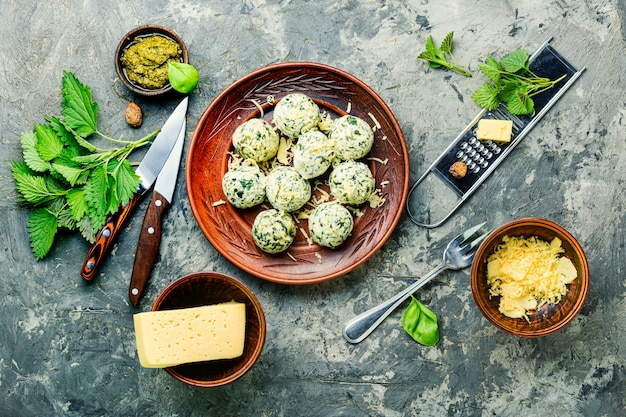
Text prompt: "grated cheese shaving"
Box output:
[[486, 235, 578, 320], [212, 200, 227, 207], [367, 189, 386, 208], [276, 137, 294, 165], [368, 156, 388, 165], [250, 99, 264, 117], [367, 112, 381, 131]]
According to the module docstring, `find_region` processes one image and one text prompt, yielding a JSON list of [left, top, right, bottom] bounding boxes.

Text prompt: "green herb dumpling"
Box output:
[[221, 164, 266, 209], [232, 118, 280, 162], [308, 202, 353, 248], [329, 115, 374, 160], [273, 93, 320, 139], [252, 209, 296, 254], [292, 129, 334, 179], [265, 166, 311, 212], [328, 161, 375, 206]]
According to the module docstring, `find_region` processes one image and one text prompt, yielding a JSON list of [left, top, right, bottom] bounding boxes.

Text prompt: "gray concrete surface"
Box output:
[[1, 0, 624, 416]]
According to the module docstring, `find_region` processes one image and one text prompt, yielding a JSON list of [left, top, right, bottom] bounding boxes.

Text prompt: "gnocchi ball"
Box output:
[[329, 115, 374, 160], [273, 93, 320, 138], [266, 166, 311, 212], [232, 118, 280, 162], [252, 209, 296, 254], [221, 164, 266, 209], [328, 161, 375, 206], [308, 202, 354, 248], [292, 129, 334, 179]]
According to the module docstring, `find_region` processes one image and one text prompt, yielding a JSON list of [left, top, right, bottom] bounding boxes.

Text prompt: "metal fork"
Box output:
[[342, 222, 490, 344]]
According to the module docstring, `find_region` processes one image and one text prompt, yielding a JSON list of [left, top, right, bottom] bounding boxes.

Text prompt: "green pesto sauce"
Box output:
[[120, 35, 182, 89]]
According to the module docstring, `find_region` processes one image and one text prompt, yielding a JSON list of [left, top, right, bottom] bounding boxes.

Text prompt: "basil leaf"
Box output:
[[402, 295, 440, 346], [168, 62, 199, 94]]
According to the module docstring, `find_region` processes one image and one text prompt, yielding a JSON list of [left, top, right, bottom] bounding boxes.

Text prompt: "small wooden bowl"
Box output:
[[151, 272, 266, 387], [115, 24, 188, 97], [470, 218, 589, 338]]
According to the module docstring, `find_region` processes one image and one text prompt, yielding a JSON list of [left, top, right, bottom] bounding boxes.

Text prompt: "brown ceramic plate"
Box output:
[[186, 62, 409, 284], [471, 218, 590, 337]]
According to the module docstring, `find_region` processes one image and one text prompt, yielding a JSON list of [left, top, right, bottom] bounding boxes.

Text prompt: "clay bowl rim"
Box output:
[[150, 271, 266, 388], [470, 217, 589, 338], [115, 24, 189, 97]]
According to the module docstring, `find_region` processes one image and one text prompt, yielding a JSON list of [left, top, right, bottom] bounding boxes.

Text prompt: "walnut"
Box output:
[[125, 102, 142, 128], [449, 161, 467, 179]]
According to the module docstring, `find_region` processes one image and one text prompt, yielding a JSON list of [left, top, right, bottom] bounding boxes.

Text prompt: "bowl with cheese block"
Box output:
[[133, 272, 266, 387], [470, 218, 589, 338]]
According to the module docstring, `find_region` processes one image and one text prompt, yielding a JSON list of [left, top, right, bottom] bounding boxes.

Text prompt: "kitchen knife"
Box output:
[[80, 97, 189, 281], [128, 118, 186, 305]]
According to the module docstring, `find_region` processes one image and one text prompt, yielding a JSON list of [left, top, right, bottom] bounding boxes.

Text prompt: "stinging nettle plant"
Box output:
[[12, 71, 159, 259], [471, 49, 567, 115]]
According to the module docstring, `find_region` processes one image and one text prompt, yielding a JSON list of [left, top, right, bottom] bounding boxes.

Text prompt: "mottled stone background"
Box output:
[[0, 0, 624, 416]]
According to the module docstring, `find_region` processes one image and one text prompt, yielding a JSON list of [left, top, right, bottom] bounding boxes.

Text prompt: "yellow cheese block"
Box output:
[[477, 119, 513, 143], [133, 302, 246, 368]]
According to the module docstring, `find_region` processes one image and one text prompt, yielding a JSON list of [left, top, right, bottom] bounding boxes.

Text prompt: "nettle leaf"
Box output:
[[35, 123, 64, 162], [508, 91, 535, 115], [424, 35, 437, 55], [12, 162, 58, 206], [28, 208, 58, 260], [471, 83, 500, 110], [111, 159, 140, 206], [84, 164, 109, 221], [500, 49, 529, 73], [20, 131, 51, 173], [66, 188, 87, 221], [52, 148, 86, 185], [72, 153, 106, 168], [52, 161, 84, 186], [440, 31, 454, 53], [77, 215, 96, 243], [61, 71, 98, 138], [478, 59, 502, 83], [46, 115, 91, 155]]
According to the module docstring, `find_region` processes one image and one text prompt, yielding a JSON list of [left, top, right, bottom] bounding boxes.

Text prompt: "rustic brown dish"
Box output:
[[115, 24, 188, 97], [186, 62, 409, 284], [470, 218, 589, 338], [151, 272, 266, 388]]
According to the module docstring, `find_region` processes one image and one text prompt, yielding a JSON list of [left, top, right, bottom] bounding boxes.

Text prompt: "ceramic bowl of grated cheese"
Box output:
[[470, 218, 589, 338]]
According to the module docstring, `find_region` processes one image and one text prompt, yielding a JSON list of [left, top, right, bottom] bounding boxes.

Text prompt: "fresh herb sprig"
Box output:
[[418, 32, 472, 77], [471, 49, 567, 115], [12, 71, 159, 259]]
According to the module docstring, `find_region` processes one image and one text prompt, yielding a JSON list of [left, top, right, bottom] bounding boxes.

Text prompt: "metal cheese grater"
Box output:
[[406, 38, 586, 228]]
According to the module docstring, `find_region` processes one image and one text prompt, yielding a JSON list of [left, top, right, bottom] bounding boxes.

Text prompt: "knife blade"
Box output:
[[80, 97, 189, 281], [128, 118, 186, 305]]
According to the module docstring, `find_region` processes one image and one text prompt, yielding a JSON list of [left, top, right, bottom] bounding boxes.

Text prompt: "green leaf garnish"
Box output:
[[11, 71, 158, 259], [417, 32, 471, 77], [402, 295, 440, 346], [28, 208, 58, 260], [168, 62, 199, 94], [61, 71, 98, 137], [471, 48, 567, 115]]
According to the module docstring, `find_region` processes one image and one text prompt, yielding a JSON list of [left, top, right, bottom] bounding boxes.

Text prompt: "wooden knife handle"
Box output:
[[128, 191, 170, 305], [80, 193, 143, 281]]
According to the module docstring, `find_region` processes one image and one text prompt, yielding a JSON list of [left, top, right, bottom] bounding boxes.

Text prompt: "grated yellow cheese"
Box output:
[[486, 235, 577, 320]]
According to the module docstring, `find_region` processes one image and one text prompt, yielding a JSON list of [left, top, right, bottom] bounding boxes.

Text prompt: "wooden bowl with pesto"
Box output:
[[116, 24, 189, 97]]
